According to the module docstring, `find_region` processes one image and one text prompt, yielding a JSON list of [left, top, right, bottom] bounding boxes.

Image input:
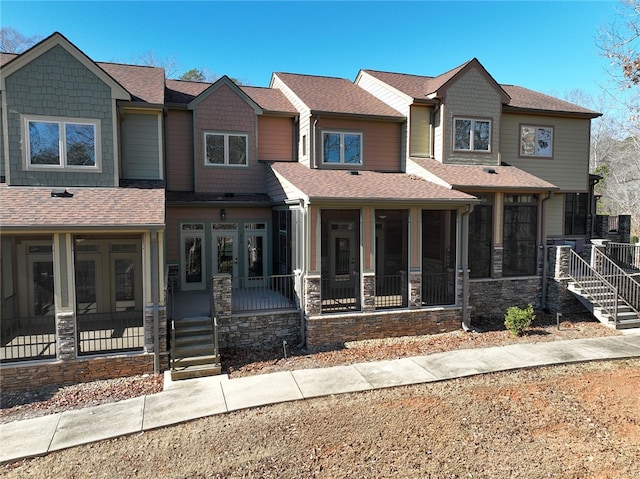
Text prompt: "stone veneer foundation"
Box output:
[[305, 307, 462, 348], [0, 354, 155, 394]]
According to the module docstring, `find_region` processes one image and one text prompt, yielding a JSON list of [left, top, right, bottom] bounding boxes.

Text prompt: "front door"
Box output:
[[212, 225, 239, 288]]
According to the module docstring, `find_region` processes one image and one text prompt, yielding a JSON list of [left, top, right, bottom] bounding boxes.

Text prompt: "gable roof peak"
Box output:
[[0, 31, 130, 101], [187, 75, 263, 113]]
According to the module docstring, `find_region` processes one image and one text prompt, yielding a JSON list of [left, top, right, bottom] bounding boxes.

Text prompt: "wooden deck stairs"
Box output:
[[170, 316, 221, 381]]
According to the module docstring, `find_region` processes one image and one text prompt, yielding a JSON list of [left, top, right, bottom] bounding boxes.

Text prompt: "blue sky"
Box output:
[[2, 1, 622, 106]]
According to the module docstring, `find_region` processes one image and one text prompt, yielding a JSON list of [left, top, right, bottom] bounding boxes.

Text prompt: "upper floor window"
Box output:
[[26, 116, 100, 170], [322, 131, 362, 165], [453, 118, 491, 152], [204, 132, 248, 166], [520, 125, 553, 158]]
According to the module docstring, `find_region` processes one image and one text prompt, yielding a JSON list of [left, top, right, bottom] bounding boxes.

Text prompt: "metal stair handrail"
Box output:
[[594, 248, 640, 315], [568, 249, 618, 320]]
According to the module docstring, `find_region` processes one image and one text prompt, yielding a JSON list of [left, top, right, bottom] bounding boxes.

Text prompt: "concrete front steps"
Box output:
[[568, 282, 640, 330], [170, 316, 221, 380]]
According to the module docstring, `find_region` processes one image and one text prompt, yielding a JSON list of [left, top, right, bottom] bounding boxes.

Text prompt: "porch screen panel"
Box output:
[[375, 209, 409, 309], [469, 194, 493, 278], [320, 209, 361, 313], [76, 238, 144, 356], [0, 238, 56, 363], [422, 210, 456, 305], [503, 195, 538, 277]]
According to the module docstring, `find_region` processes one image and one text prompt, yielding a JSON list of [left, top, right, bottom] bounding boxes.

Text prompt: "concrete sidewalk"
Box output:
[[2, 333, 640, 464]]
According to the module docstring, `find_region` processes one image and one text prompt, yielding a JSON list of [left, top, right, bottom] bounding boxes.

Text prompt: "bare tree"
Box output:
[[129, 49, 179, 78], [0, 27, 42, 53], [597, 0, 640, 125]]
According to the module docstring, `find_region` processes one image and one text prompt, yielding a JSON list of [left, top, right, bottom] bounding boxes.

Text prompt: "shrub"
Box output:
[[504, 303, 535, 336]]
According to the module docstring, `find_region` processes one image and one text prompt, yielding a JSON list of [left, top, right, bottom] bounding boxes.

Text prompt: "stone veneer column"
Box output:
[[409, 271, 422, 309], [492, 246, 503, 278], [362, 273, 375, 312], [304, 274, 321, 316], [590, 239, 610, 273], [56, 311, 76, 360], [212, 274, 232, 316], [545, 245, 583, 314], [618, 215, 631, 243], [456, 268, 466, 307]]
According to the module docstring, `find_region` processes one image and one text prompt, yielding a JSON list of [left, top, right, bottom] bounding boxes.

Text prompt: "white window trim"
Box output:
[[519, 124, 554, 158], [321, 130, 363, 165], [24, 114, 101, 171], [180, 223, 206, 291], [203, 131, 249, 167], [452, 117, 492, 153]]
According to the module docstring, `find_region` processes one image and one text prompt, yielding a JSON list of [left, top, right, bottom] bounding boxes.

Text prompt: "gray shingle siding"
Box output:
[[5, 45, 116, 186]]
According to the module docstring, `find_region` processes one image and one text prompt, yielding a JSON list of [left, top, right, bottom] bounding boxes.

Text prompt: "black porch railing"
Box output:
[[77, 311, 144, 355], [422, 271, 456, 306], [375, 273, 407, 309], [321, 275, 360, 313], [606, 243, 640, 273], [233, 274, 298, 312], [1, 313, 56, 362]]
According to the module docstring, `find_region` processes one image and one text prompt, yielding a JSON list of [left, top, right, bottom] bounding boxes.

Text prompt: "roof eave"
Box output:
[[307, 196, 479, 205], [451, 184, 560, 192], [310, 110, 405, 122], [0, 224, 164, 233], [502, 105, 602, 119]]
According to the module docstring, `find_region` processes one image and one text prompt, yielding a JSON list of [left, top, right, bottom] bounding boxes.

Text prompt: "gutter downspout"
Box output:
[[429, 100, 441, 159], [311, 115, 319, 168], [540, 191, 554, 311], [461, 204, 474, 331], [297, 200, 307, 348], [151, 228, 160, 374]]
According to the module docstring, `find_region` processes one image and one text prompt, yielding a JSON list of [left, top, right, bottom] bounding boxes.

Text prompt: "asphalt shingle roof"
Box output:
[[269, 162, 475, 202], [274, 72, 404, 118], [0, 186, 165, 229], [363, 65, 600, 117], [164, 79, 297, 114], [98, 62, 166, 104], [410, 158, 558, 191]]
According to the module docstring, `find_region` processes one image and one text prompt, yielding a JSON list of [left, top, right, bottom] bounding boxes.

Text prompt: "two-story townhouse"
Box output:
[[356, 59, 601, 317], [0, 33, 166, 392], [265, 72, 480, 346], [163, 76, 299, 304], [2, 32, 614, 389]]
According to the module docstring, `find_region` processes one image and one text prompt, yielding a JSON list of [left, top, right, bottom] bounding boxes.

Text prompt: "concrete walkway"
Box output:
[[2, 333, 640, 464]]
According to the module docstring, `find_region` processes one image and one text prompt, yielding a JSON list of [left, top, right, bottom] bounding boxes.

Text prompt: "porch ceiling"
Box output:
[[268, 162, 476, 203], [0, 185, 165, 229]]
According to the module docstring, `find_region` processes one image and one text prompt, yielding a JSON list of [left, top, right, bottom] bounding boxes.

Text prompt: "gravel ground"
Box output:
[[1, 313, 638, 478]]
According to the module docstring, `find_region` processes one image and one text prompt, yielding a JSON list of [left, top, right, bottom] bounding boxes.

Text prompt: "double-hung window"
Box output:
[[322, 131, 362, 165], [26, 116, 100, 169], [453, 117, 491, 152], [205, 132, 248, 166]]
